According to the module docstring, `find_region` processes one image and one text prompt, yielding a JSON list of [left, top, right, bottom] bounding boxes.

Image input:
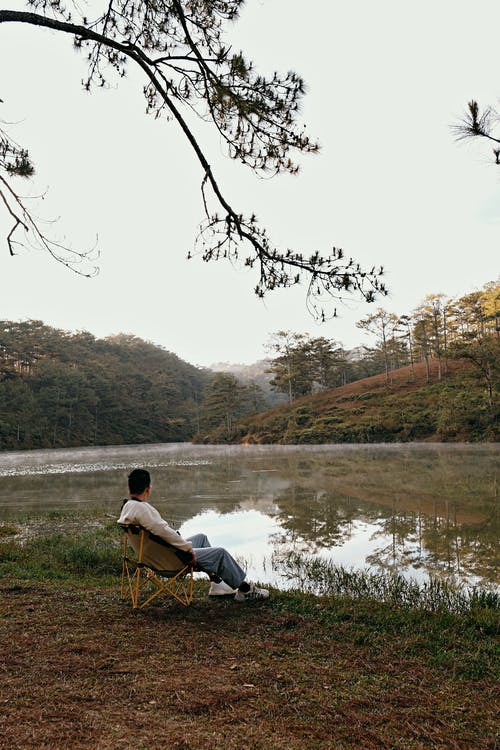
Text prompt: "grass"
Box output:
[[272, 551, 500, 615], [0, 514, 121, 581], [0, 523, 20, 537], [1, 513, 499, 749]]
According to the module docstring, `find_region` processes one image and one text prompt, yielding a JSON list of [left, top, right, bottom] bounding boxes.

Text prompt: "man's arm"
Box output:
[[120, 501, 193, 554]]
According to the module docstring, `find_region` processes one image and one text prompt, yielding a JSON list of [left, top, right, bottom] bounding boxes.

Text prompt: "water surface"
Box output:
[[0, 443, 497, 589]]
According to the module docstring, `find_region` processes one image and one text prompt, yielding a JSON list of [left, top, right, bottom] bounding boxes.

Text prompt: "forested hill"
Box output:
[[203, 357, 499, 444], [0, 321, 210, 450]]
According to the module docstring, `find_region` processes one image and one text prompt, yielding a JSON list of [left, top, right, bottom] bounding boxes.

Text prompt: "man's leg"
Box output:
[[187, 533, 224, 583], [188, 534, 269, 601], [192, 545, 246, 590], [186, 533, 211, 549]]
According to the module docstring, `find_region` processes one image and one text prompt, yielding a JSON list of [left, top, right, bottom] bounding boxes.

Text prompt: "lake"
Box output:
[[0, 442, 498, 590]]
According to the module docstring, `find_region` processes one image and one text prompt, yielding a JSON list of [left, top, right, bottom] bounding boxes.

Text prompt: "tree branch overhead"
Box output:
[[0, 2, 387, 315]]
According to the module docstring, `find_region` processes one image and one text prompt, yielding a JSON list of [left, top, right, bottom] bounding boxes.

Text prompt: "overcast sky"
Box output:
[[1, 0, 499, 367]]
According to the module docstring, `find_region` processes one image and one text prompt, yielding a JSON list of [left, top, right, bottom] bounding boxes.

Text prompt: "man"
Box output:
[[118, 468, 269, 602]]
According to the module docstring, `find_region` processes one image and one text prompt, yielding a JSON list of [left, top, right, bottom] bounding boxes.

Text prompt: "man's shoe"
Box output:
[[208, 580, 237, 596], [234, 583, 270, 602]]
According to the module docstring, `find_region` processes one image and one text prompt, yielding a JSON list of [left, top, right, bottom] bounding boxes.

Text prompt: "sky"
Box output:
[[0, 0, 499, 368]]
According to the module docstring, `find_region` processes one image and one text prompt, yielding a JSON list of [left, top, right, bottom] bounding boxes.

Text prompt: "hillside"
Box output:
[[210, 359, 499, 444], [0, 321, 210, 450]]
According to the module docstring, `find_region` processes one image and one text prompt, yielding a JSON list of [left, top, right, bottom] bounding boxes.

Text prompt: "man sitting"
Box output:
[[118, 468, 269, 602]]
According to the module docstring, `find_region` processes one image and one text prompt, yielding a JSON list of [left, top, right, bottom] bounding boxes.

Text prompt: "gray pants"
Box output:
[[187, 533, 246, 590]]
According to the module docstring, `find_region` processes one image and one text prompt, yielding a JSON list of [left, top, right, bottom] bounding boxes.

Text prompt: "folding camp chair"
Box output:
[[120, 524, 194, 609]]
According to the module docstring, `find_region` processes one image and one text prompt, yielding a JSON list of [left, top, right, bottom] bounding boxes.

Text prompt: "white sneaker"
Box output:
[[234, 583, 270, 602], [208, 580, 237, 596]]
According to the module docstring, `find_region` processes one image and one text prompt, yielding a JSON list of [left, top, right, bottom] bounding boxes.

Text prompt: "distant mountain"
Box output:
[[209, 360, 271, 378], [209, 359, 287, 406]]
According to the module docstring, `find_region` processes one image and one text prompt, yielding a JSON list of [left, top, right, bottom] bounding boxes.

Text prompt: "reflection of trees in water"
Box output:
[[144, 450, 500, 584], [365, 505, 423, 576], [362, 494, 499, 585], [1, 444, 498, 585], [269, 476, 498, 586], [271, 487, 376, 552], [267, 446, 497, 519], [365, 498, 445, 576], [422, 507, 499, 585]]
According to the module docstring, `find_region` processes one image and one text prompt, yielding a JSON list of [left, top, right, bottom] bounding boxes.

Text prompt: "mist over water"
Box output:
[[0, 442, 498, 590]]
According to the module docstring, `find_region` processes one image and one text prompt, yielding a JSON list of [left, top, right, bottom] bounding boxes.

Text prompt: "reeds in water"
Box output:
[[272, 551, 499, 614]]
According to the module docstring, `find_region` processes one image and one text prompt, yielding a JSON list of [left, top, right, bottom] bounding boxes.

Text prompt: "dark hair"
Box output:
[[128, 468, 151, 495]]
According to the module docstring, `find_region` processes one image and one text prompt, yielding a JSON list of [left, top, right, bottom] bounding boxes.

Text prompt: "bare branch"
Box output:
[[0, 174, 98, 274]]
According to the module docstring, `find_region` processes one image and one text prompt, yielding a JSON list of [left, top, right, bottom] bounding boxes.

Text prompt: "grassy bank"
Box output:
[[1, 516, 499, 749], [197, 360, 499, 444]]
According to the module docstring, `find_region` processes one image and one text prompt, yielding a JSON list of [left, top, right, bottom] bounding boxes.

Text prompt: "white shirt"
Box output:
[[118, 499, 193, 554]]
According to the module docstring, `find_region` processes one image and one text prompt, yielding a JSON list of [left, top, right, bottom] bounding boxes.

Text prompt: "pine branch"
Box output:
[[0, 4, 387, 315]]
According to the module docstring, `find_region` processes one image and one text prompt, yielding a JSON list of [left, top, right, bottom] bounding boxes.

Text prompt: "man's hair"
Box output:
[[128, 468, 151, 495]]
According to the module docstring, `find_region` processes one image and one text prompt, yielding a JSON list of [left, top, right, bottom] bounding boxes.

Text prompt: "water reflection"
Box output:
[[0, 443, 497, 589]]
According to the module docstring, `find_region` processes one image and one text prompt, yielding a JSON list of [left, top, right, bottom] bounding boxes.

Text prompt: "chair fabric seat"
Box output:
[[120, 524, 194, 609]]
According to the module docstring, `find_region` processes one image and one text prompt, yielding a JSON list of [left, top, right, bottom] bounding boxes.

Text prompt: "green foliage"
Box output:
[[449, 334, 500, 410], [436, 384, 497, 440], [193, 371, 267, 442], [356, 308, 401, 380], [266, 331, 349, 402], [219, 278, 500, 445], [0, 519, 121, 581], [0, 321, 211, 449]]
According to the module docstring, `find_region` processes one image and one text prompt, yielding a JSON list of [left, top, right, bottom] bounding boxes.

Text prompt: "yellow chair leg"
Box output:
[[120, 527, 194, 610]]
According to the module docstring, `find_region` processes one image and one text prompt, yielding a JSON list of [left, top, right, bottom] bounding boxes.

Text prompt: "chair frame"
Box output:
[[120, 524, 194, 609]]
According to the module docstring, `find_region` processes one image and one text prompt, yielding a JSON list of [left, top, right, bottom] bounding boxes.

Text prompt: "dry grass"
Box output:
[[236, 358, 498, 445], [1, 578, 498, 749]]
